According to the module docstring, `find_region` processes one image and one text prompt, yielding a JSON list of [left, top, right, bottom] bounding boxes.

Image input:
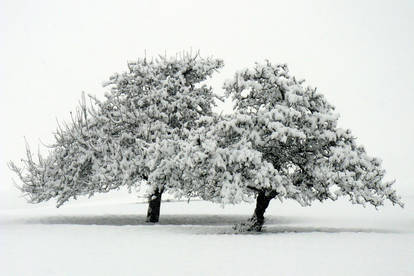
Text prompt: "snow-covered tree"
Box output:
[[9, 53, 224, 222], [9, 56, 403, 231], [179, 61, 403, 231]]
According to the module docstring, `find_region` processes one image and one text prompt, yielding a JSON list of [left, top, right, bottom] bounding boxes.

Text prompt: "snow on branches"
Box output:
[[221, 61, 403, 208], [10, 53, 224, 209], [10, 55, 402, 227]]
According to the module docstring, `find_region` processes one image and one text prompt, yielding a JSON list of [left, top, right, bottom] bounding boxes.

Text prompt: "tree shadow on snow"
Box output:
[[16, 214, 402, 234], [261, 225, 399, 234], [21, 214, 301, 226]]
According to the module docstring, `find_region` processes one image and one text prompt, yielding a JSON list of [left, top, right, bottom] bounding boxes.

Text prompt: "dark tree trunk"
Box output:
[[146, 188, 163, 223], [234, 190, 277, 232], [249, 191, 275, 231]]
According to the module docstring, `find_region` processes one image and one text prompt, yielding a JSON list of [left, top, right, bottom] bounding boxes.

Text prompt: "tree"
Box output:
[[9, 53, 224, 222], [178, 61, 403, 231]]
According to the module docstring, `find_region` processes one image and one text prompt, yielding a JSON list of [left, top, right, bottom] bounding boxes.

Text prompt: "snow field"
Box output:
[[1, 192, 413, 276]]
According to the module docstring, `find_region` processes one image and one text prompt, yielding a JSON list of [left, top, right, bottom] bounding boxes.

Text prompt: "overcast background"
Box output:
[[1, 0, 413, 203]]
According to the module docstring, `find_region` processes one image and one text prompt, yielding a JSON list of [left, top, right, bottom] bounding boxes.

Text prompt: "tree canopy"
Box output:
[[10, 54, 402, 230], [172, 61, 403, 230], [10, 53, 224, 221]]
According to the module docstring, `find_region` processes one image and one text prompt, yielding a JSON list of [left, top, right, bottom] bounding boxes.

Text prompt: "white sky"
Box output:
[[1, 0, 413, 196]]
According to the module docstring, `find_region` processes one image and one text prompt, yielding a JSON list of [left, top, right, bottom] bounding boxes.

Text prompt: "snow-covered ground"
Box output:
[[1, 190, 413, 276]]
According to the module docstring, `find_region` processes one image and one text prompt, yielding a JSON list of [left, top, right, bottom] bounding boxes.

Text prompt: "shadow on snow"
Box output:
[[12, 214, 402, 234]]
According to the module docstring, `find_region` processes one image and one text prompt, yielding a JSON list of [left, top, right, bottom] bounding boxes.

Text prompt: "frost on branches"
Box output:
[[9, 53, 224, 222]]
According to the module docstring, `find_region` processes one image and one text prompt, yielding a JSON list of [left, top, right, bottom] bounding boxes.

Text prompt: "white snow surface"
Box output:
[[1, 190, 413, 276]]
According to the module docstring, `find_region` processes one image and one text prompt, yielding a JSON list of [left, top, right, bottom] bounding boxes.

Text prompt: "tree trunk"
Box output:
[[146, 188, 163, 223], [234, 190, 277, 232]]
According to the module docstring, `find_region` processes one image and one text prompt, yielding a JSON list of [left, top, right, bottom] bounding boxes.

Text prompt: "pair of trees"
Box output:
[[10, 53, 403, 231]]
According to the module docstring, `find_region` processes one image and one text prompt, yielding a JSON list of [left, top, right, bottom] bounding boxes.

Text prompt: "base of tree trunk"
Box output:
[[233, 215, 265, 232], [146, 188, 163, 223], [234, 190, 276, 232]]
